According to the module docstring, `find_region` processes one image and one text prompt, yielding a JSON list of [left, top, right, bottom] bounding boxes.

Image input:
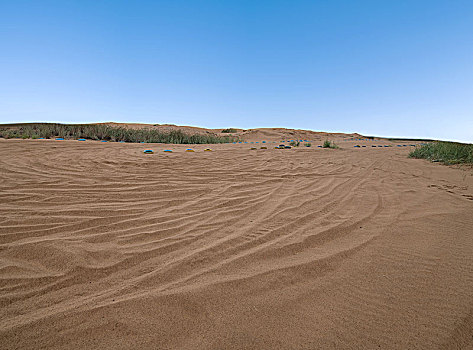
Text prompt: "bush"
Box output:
[[409, 141, 473, 164], [0, 123, 236, 144], [290, 141, 300, 147], [221, 128, 237, 133], [323, 140, 338, 149], [304, 143, 311, 147]]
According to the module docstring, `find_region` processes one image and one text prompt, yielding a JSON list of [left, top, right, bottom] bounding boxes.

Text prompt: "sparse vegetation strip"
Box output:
[[0, 123, 236, 144], [409, 141, 473, 165]]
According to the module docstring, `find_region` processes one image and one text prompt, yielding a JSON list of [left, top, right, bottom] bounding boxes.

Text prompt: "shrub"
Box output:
[[221, 128, 237, 133], [290, 141, 300, 147], [323, 140, 338, 149]]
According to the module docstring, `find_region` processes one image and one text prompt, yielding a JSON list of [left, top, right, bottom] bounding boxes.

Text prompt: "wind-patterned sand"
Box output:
[[1, 139, 473, 349]]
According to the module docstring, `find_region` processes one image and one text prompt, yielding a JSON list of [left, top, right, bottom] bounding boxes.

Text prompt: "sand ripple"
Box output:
[[1, 139, 473, 349]]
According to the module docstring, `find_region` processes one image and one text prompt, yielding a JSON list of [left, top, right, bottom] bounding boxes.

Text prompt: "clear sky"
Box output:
[[1, 0, 472, 142]]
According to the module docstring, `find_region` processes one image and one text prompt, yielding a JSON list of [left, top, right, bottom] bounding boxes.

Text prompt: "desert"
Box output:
[[3, 0, 473, 348], [1, 125, 472, 349]]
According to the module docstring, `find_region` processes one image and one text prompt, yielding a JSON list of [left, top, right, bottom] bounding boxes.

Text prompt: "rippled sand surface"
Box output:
[[1, 138, 473, 349]]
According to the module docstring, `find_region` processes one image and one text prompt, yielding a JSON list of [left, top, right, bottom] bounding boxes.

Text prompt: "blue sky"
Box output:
[[1, 0, 472, 142]]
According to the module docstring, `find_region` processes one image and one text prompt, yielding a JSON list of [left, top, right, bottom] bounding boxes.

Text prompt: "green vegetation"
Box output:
[[289, 141, 300, 147], [409, 141, 473, 165], [323, 140, 338, 149], [221, 128, 237, 133], [304, 143, 311, 147], [0, 123, 236, 144]]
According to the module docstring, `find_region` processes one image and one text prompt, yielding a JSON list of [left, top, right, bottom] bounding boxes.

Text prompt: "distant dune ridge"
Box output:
[[3, 121, 446, 144], [0, 124, 473, 349], [100, 122, 366, 141], [0, 122, 365, 143]]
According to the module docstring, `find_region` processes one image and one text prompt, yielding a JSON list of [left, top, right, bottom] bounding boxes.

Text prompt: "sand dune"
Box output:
[[98, 122, 364, 142], [1, 136, 472, 349]]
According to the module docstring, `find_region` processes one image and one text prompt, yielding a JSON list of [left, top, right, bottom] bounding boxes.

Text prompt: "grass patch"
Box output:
[[221, 128, 237, 133], [0, 123, 236, 144], [409, 141, 473, 165], [323, 140, 338, 149]]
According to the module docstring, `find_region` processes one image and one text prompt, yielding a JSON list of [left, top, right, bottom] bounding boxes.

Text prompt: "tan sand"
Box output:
[[1, 135, 472, 349]]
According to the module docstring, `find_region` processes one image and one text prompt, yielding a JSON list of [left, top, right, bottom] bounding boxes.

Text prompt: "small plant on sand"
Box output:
[[409, 141, 473, 165], [290, 141, 300, 147], [323, 140, 338, 149], [221, 128, 237, 133], [304, 143, 311, 147]]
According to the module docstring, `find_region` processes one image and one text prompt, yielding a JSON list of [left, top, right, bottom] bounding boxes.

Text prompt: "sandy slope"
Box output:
[[1, 137, 472, 349], [98, 122, 364, 142]]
